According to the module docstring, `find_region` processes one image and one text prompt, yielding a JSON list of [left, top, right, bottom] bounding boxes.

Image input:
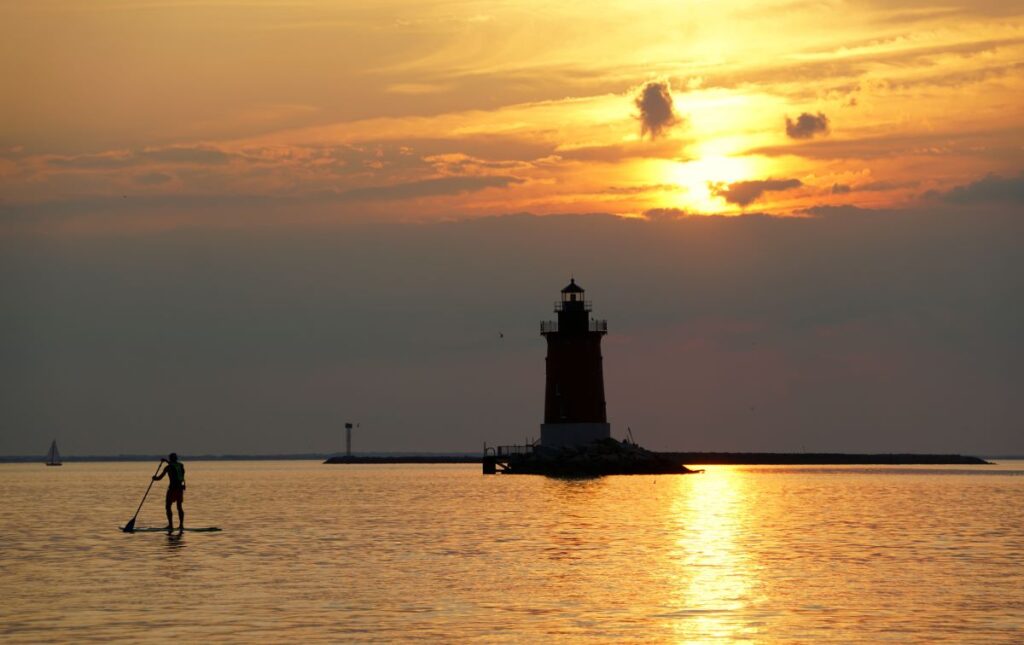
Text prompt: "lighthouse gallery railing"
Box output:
[[540, 319, 608, 334], [553, 300, 592, 312]]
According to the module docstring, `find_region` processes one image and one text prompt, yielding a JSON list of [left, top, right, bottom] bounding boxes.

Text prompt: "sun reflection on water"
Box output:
[[667, 467, 761, 642]]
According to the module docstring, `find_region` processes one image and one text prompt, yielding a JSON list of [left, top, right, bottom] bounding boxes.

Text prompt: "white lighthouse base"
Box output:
[[540, 423, 611, 449]]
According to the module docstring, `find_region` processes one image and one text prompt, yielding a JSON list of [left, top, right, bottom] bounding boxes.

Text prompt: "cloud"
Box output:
[[934, 171, 1024, 204], [605, 184, 682, 195], [712, 178, 803, 207], [803, 204, 878, 218], [403, 135, 556, 162], [746, 127, 1022, 161], [831, 181, 918, 195], [706, 37, 1024, 99], [557, 139, 683, 163], [786, 112, 830, 139], [829, 180, 922, 196], [634, 81, 681, 140], [138, 146, 232, 165], [0, 176, 524, 233], [643, 207, 689, 221], [135, 172, 173, 186], [337, 175, 523, 201], [48, 146, 233, 169], [860, 180, 920, 192], [48, 153, 134, 169]]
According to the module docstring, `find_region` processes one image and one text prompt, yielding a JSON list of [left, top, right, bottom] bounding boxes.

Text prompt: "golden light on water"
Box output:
[[3, 462, 1024, 640], [668, 467, 758, 641]]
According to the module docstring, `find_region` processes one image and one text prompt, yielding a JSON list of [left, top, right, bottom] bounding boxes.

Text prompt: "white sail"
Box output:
[[46, 439, 62, 465]]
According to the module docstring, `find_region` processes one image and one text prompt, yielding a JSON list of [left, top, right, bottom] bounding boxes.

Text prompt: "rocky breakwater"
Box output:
[[503, 438, 699, 477]]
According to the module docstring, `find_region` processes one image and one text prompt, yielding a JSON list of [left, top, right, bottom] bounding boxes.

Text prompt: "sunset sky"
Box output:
[[3, 0, 1022, 226], [1, 1, 1022, 455]]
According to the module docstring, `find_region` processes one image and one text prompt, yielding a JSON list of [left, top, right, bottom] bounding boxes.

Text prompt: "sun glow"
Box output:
[[664, 154, 760, 214]]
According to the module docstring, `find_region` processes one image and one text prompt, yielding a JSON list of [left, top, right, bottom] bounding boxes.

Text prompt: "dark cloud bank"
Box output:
[[2, 186, 1022, 456], [931, 171, 1024, 204]]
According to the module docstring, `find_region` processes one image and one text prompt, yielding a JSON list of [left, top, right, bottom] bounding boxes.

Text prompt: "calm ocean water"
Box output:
[[0, 460, 1021, 642]]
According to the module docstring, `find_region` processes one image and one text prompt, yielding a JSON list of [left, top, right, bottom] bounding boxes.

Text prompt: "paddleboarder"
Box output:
[[152, 453, 185, 531]]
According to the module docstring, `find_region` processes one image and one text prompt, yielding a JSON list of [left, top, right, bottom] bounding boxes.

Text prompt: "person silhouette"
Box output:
[[152, 453, 185, 532]]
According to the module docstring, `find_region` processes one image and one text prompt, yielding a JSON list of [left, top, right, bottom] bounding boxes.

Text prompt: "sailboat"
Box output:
[[46, 439, 62, 466]]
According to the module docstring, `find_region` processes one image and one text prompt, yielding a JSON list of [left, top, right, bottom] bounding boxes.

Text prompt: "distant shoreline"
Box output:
[[1, 452, 1004, 465], [661, 452, 992, 465], [325, 452, 995, 465], [0, 453, 477, 464]]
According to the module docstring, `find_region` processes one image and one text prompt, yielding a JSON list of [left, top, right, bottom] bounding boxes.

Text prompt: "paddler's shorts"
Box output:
[[166, 487, 184, 505]]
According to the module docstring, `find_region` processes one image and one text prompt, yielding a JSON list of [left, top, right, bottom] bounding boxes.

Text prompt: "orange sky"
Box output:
[[1, 0, 1022, 230]]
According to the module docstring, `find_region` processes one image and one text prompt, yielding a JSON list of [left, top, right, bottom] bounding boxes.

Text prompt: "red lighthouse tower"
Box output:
[[539, 279, 611, 448]]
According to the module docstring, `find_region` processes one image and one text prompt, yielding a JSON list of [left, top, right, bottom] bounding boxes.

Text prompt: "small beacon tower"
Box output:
[[539, 279, 610, 448]]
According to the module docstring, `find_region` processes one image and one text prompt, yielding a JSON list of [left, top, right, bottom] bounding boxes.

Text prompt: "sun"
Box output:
[[664, 154, 758, 214]]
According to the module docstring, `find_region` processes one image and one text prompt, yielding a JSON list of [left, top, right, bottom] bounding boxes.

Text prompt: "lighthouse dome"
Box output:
[[561, 278, 584, 294]]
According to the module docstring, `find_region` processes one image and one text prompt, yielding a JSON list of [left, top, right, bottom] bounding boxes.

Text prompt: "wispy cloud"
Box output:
[[746, 127, 1024, 160], [48, 146, 233, 169], [556, 139, 683, 163], [336, 175, 523, 202], [135, 172, 173, 185]]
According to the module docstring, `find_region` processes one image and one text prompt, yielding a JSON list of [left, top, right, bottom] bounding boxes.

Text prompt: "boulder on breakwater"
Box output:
[[501, 438, 697, 477]]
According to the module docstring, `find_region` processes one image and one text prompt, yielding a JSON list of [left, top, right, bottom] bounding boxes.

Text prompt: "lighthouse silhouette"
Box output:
[[539, 279, 611, 448]]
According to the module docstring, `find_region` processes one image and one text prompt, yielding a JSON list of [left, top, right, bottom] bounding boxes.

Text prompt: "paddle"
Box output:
[[122, 459, 165, 533]]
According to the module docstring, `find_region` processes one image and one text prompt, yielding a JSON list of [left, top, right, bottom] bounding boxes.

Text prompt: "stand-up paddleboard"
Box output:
[[121, 526, 222, 533]]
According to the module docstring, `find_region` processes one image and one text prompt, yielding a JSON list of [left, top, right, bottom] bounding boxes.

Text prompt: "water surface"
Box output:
[[1, 461, 1021, 642]]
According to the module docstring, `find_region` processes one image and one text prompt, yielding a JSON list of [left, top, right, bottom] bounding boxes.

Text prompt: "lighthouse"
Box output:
[[539, 279, 611, 448], [481, 279, 694, 475]]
